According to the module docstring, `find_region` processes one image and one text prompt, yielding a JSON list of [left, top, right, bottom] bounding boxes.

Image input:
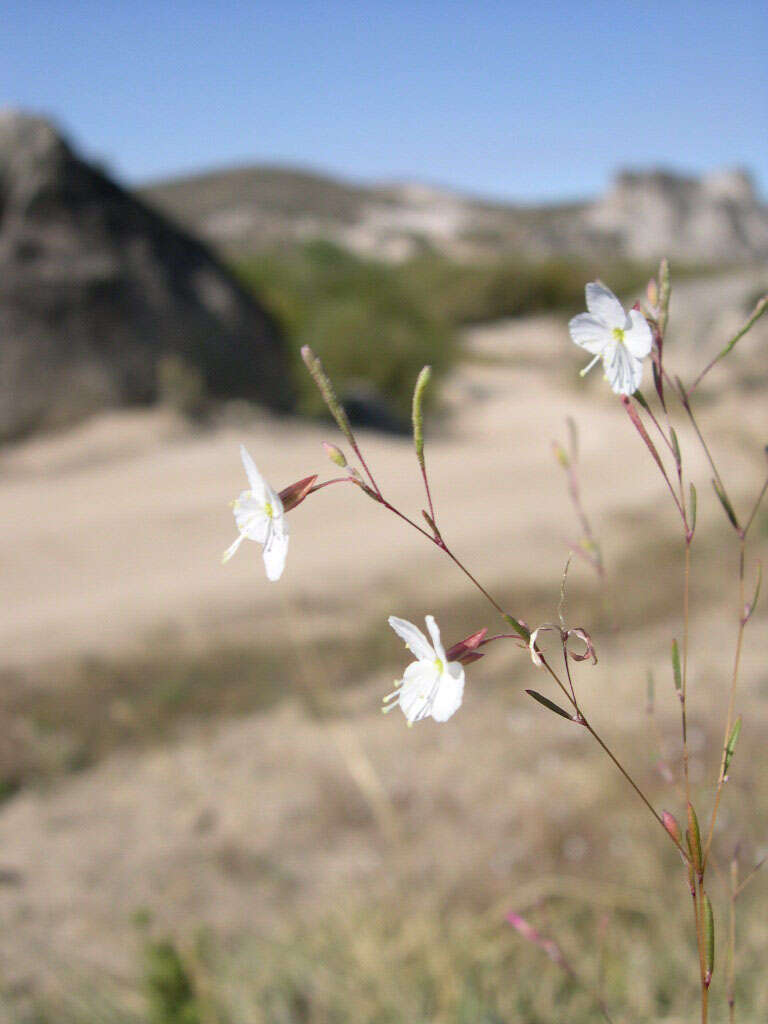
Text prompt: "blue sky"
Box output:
[[3, 1, 766, 201]]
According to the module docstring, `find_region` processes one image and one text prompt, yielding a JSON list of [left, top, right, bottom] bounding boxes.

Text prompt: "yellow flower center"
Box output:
[[264, 501, 274, 519], [434, 657, 444, 673], [612, 327, 625, 343]]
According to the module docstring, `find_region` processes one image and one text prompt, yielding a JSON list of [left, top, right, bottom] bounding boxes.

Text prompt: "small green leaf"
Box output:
[[689, 482, 697, 534], [671, 639, 682, 692], [723, 716, 742, 778], [712, 478, 740, 530], [633, 389, 650, 412], [525, 689, 574, 722], [412, 365, 431, 471], [503, 614, 530, 640]]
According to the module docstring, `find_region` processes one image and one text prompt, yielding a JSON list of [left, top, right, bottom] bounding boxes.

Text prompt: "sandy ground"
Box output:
[[0, 269, 766, 1003]]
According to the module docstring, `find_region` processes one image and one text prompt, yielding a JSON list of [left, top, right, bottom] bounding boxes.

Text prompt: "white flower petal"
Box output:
[[234, 492, 271, 543], [586, 282, 626, 330], [430, 662, 465, 722], [568, 313, 612, 355], [239, 445, 267, 502], [424, 614, 446, 664], [625, 309, 654, 358], [262, 523, 289, 581], [222, 533, 246, 563], [388, 617, 434, 661], [398, 662, 440, 724], [602, 342, 644, 396]]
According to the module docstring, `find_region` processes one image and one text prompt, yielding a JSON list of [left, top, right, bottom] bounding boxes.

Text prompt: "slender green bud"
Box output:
[[301, 347, 355, 446], [687, 802, 703, 880], [702, 891, 715, 987], [689, 482, 697, 535], [671, 639, 682, 692], [412, 365, 431, 471], [322, 441, 347, 468], [723, 716, 742, 779]]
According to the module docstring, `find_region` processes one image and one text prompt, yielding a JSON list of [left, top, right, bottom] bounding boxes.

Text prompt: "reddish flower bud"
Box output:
[[662, 811, 682, 846], [279, 474, 318, 512]]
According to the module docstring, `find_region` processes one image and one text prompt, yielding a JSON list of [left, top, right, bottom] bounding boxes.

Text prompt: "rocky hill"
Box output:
[[0, 112, 292, 442], [141, 163, 768, 265]]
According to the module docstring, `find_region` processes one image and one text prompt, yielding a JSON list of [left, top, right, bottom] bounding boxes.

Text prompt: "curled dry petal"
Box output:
[[528, 622, 562, 667], [565, 627, 598, 665]]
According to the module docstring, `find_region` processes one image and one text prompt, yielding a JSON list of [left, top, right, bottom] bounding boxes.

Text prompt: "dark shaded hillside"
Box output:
[[0, 112, 292, 442]]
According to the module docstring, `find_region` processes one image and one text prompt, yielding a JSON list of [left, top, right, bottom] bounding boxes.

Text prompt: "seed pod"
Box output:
[[712, 477, 740, 531]]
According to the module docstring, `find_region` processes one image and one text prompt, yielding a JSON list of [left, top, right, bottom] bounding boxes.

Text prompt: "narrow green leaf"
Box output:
[[646, 670, 655, 714], [671, 639, 682, 692], [525, 689, 574, 722], [723, 716, 742, 778], [745, 561, 762, 622], [301, 346, 355, 445], [633, 389, 650, 412], [670, 427, 681, 468], [687, 802, 702, 880], [412, 365, 431, 471], [702, 891, 715, 986], [689, 482, 697, 534], [712, 477, 740, 530], [503, 614, 530, 641]]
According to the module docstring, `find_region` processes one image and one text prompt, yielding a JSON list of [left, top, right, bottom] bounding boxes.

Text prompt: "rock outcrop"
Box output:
[[0, 112, 292, 442]]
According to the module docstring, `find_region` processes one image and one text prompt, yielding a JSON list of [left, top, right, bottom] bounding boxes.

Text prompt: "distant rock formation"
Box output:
[[141, 162, 768, 267], [584, 168, 768, 263], [0, 112, 292, 442]]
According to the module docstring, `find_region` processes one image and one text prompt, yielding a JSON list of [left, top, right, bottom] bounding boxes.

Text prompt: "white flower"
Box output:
[[383, 615, 465, 725], [569, 282, 653, 395], [222, 445, 288, 581]]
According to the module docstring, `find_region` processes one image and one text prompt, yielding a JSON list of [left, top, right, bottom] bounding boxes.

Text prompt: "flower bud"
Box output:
[[278, 474, 318, 512], [662, 811, 682, 846], [646, 277, 659, 309], [702, 890, 715, 987], [322, 441, 347, 468]]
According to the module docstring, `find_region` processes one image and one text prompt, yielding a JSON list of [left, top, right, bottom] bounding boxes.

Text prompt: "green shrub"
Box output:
[[234, 241, 455, 424]]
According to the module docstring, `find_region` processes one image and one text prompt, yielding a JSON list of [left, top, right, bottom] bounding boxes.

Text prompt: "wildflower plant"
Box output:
[[224, 261, 768, 1023]]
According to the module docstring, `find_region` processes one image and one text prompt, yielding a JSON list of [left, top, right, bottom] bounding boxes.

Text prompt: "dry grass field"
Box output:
[[0, 269, 766, 1022]]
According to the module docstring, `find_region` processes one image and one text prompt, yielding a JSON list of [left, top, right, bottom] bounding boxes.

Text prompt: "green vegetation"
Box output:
[[234, 242, 665, 426], [234, 241, 455, 425]]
